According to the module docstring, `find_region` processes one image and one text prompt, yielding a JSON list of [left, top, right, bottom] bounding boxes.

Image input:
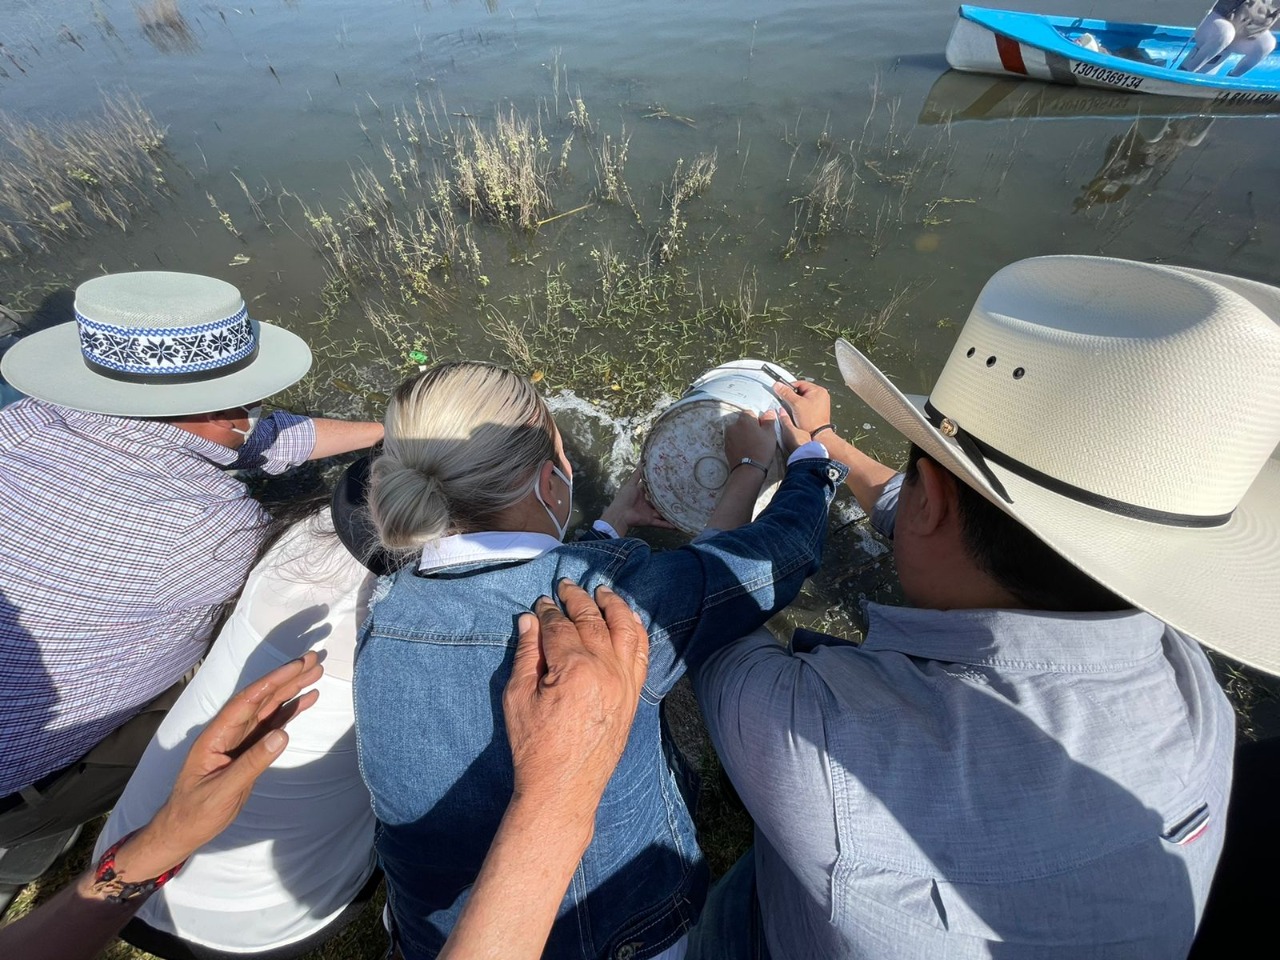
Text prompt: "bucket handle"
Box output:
[[755, 364, 801, 426], [757, 363, 798, 386]]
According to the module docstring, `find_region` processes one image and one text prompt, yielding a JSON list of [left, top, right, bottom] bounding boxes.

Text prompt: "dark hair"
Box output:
[[904, 446, 1130, 612]]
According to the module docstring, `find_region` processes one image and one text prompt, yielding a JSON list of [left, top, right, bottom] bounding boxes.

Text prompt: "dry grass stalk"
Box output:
[[296, 161, 480, 305], [452, 106, 552, 230], [134, 0, 197, 54], [656, 150, 716, 263], [0, 94, 167, 259], [593, 128, 637, 216], [783, 155, 857, 257], [568, 95, 593, 135], [481, 305, 538, 373]]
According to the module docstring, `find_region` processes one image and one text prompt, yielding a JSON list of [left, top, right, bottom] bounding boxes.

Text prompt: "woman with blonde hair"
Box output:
[[354, 360, 846, 960]]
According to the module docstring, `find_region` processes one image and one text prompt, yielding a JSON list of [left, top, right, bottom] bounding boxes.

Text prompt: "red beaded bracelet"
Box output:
[[91, 829, 186, 903]]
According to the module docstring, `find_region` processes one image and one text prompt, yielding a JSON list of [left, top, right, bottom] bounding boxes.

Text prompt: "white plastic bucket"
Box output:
[[641, 359, 797, 534]]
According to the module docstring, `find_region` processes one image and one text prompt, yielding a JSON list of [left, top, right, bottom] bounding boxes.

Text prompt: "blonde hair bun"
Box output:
[[370, 361, 557, 551]]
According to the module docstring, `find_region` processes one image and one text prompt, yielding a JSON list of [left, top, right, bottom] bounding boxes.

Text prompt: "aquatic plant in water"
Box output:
[[451, 105, 552, 230], [0, 94, 168, 259], [656, 151, 717, 264]]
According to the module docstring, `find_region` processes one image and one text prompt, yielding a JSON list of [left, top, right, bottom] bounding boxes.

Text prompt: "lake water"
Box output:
[[5, 0, 1275, 419], [2, 1, 1278, 692]]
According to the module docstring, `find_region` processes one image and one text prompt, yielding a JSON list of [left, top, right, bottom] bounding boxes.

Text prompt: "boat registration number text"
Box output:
[[1071, 61, 1144, 89]]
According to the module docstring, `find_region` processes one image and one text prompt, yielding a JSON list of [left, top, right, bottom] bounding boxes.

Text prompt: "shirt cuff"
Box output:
[[787, 440, 829, 465], [592, 519, 621, 539], [870, 472, 904, 539], [238, 412, 316, 475]]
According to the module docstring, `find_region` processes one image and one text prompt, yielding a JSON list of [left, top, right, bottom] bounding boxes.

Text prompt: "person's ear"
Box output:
[[539, 460, 562, 506], [905, 458, 958, 537]]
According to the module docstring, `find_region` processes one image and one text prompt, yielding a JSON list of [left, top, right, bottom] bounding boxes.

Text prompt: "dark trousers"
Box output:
[[1188, 737, 1280, 957], [685, 849, 770, 960], [0, 671, 193, 850]]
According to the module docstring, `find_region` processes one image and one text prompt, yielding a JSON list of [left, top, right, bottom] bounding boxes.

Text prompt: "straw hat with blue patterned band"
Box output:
[[835, 255, 1280, 676], [0, 271, 312, 417]]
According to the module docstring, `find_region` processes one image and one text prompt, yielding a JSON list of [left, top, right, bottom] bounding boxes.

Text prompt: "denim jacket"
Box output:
[[354, 457, 846, 960]]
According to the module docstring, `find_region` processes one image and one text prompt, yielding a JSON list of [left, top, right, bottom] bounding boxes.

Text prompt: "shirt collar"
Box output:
[[861, 602, 1166, 671], [419, 530, 562, 573], [177, 429, 239, 465], [48, 402, 238, 465]]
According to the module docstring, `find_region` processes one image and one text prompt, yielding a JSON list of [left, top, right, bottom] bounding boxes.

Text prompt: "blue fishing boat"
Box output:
[[946, 5, 1280, 103]]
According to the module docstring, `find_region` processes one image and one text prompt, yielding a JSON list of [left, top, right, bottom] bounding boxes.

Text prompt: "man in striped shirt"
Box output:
[[0, 273, 382, 875]]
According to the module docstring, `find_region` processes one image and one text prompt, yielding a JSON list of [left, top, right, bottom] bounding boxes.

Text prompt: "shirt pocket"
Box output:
[[1161, 801, 1211, 847]]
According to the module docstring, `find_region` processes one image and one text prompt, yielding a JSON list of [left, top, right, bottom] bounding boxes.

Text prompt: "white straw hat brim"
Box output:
[[837, 338, 1280, 676], [1, 319, 312, 417]]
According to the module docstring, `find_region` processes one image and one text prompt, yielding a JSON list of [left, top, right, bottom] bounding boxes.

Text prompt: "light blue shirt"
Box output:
[[695, 478, 1235, 958]]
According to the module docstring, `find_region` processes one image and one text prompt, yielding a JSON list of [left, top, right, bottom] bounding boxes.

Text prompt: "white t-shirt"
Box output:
[[94, 509, 378, 953]]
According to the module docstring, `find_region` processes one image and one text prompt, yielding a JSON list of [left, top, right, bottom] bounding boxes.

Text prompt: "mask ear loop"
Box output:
[[530, 462, 573, 540], [229, 404, 262, 442]]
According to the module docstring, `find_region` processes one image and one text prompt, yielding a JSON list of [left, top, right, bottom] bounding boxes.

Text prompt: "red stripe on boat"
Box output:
[[995, 34, 1027, 75]]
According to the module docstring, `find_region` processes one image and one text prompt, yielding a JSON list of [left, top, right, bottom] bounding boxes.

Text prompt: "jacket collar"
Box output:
[[419, 530, 561, 573], [860, 602, 1166, 671]]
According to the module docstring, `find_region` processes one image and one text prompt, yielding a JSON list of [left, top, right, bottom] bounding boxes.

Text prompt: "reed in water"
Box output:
[[0, 94, 167, 259]]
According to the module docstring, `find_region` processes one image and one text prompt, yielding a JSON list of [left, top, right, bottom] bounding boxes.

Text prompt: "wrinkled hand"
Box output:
[[773, 380, 832, 435], [121, 653, 324, 879], [723, 410, 778, 465], [505, 582, 649, 821], [599, 467, 675, 538], [761, 408, 809, 456]]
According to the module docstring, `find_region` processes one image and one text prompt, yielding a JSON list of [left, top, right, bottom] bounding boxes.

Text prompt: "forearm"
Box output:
[[705, 465, 768, 531], [0, 874, 144, 960], [0, 820, 182, 960], [439, 796, 593, 960], [678, 458, 846, 674], [307, 418, 384, 460], [821, 433, 899, 515]]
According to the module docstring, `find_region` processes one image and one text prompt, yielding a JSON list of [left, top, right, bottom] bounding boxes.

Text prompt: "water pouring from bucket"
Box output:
[[641, 359, 798, 534]]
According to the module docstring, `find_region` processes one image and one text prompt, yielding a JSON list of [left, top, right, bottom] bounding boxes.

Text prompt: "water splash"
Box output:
[[546, 388, 676, 491]]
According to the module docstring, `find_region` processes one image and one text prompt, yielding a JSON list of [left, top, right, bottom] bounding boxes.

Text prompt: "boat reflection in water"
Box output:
[[1073, 117, 1214, 211], [918, 71, 1278, 213], [918, 69, 1280, 124]]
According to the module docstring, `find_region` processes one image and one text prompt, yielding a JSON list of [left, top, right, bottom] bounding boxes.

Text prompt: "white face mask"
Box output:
[[229, 404, 263, 442], [531, 461, 573, 541]]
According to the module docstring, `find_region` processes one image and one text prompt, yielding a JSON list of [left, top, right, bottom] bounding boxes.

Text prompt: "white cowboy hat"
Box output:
[[836, 255, 1280, 676], [0, 271, 312, 417]]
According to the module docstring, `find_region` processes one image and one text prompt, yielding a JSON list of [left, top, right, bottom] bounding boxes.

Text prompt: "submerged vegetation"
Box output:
[[485, 250, 787, 416], [0, 94, 167, 258], [452, 106, 553, 229], [0, 72, 957, 428], [0, 64, 959, 424]]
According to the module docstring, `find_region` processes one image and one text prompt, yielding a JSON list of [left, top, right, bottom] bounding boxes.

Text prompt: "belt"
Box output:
[[0, 765, 73, 816]]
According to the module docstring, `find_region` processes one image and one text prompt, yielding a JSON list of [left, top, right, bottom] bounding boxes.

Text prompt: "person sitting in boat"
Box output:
[[353, 360, 846, 960], [1180, 0, 1278, 77]]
